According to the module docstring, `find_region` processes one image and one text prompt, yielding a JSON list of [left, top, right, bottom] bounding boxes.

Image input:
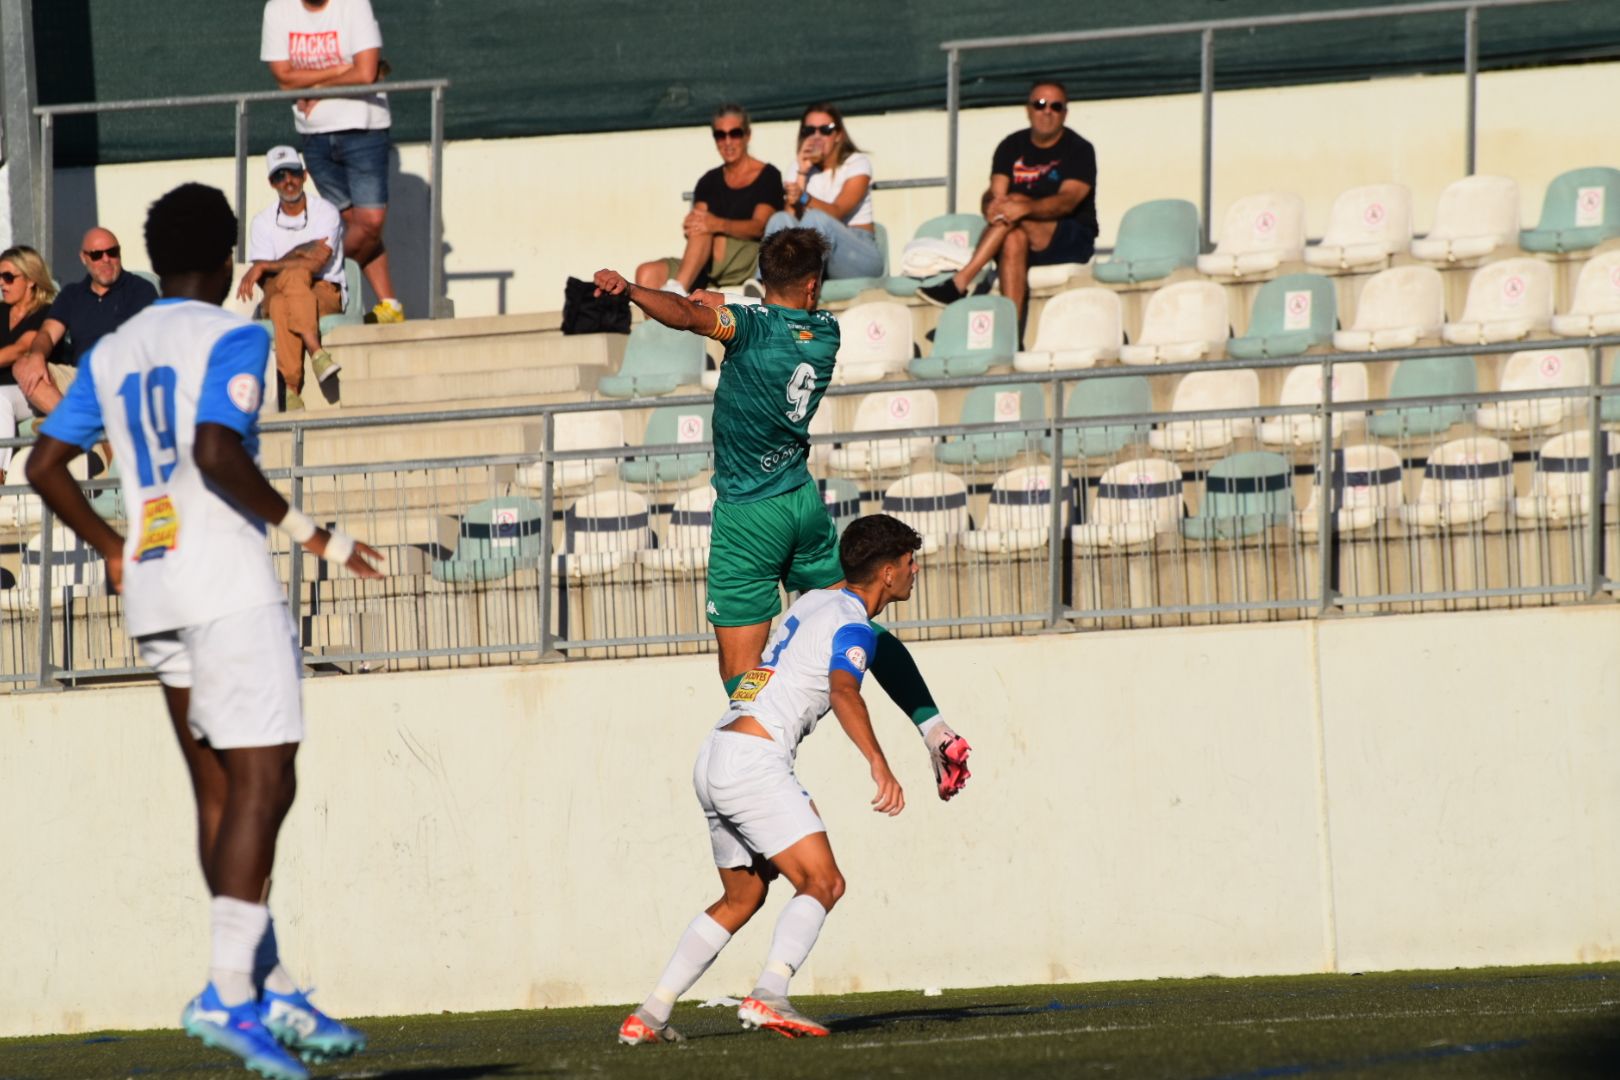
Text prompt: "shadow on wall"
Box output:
[[49, 169, 103, 280]]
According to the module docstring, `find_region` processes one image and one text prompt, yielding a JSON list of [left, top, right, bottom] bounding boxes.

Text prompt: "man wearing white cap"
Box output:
[[238, 145, 346, 410]]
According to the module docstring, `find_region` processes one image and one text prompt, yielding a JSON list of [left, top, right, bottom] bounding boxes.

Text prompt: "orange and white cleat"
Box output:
[[617, 1011, 685, 1046], [737, 995, 830, 1038]]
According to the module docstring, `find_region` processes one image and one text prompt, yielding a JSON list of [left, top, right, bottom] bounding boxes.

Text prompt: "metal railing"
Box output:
[[32, 79, 451, 318]]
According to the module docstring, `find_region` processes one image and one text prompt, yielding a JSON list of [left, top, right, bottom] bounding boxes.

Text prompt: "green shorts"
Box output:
[[661, 236, 761, 290], [707, 480, 843, 627]]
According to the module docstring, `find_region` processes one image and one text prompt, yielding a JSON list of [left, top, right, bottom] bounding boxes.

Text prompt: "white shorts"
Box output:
[[693, 729, 825, 868], [137, 603, 304, 749]]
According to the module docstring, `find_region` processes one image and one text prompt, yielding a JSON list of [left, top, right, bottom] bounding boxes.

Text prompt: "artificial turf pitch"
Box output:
[[3, 963, 1617, 1079]]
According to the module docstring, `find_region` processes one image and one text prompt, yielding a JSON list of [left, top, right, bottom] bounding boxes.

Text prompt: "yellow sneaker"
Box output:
[[370, 299, 405, 324], [284, 388, 305, 412]]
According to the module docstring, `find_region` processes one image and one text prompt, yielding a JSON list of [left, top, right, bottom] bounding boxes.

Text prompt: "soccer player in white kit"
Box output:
[[27, 184, 384, 1080], [619, 513, 925, 1044]]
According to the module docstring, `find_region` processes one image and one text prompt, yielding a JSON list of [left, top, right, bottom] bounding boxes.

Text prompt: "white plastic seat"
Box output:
[[1026, 263, 1087, 290], [1294, 443, 1404, 534], [960, 466, 1069, 554], [0, 446, 92, 532], [828, 389, 940, 475], [1402, 437, 1514, 528], [1196, 192, 1307, 279], [1013, 288, 1123, 372], [1441, 258, 1554, 345], [1410, 175, 1520, 264], [881, 471, 969, 555], [1259, 362, 1370, 447], [834, 300, 913, 385], [1305, 184, 1413, 271], [638, 485, 715, 572], [555, 486, 651, 580], [1071, 457, 1184, 548], [1331, 265, 1445, 352], [1475, 348, 1591, 433], [1118, 281, 1230, 365], [516, 411, 625, 494], [1147, 369, 1260, 453], [0, 521, 106, 612], [1551, 251, 1620, 337], [1515, 430, 1620, 522]]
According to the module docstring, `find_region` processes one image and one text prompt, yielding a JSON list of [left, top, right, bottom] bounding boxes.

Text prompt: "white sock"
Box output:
[[659, 279, 688, 296], [210, 897, 270, 1006], [253, 917, 299, 996], [752, 895, 827, 999], [640, 913, 732, 1026]]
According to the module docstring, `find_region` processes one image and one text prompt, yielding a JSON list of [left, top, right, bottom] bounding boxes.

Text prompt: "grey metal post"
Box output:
[[536, 416, 556, 655], [1046, 375, 1067, 627], [1315, 356, 1338, 615], [38, 113, 52, 266], [945, 49, 961, 214], [288, 426, 305, 625], [1464, 5, 1479, 175], [1, 0, 41, 248], [1587, 343, 1605, 599], [430, 85, 446, 318], [1199, 27, 1215, 252], [35, 505, 54, 687], [234, 99, 249, 262]]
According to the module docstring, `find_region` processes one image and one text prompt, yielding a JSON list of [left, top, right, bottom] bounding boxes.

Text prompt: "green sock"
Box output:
[[723, 672, 745, 696], [868, 621, 939, 729]]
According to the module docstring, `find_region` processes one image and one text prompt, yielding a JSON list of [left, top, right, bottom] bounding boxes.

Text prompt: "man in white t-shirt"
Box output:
[[239, 146, 345, 410], [260, 0, 403, 324]]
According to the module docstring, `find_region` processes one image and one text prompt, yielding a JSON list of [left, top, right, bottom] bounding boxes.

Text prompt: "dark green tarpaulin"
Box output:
[[32, 0, 1620, 167]]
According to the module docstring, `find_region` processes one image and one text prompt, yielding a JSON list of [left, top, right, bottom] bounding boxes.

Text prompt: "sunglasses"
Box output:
[[271, 167, 306, 183], [83, 246, 121, 262], [711, 126, 747, 142], [799, 122, 839, 137], [0, 272, 18, 285], [1028, 98, 1068, 113]]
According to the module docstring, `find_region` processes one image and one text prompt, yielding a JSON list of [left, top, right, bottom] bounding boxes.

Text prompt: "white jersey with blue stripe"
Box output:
[[720, 588, 877, 755], [39, 298, 283, 637]]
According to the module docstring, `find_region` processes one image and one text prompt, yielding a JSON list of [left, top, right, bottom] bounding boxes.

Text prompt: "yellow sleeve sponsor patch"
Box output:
[[729, 668, 773, 703]]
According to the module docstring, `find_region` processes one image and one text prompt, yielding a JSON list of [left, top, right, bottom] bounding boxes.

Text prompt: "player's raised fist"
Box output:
[[593, 269, 629, 298]]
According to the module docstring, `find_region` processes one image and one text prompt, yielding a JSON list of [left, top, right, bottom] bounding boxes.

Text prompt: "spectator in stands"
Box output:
[[14, 227, 157, 415], [261, 0, 403, 323], [761, 103, 883, 281], [636, 105, 785, 295], [918, 80, 1097, 323], [0, 246, 58, 475], [239, 146, 346, 411]]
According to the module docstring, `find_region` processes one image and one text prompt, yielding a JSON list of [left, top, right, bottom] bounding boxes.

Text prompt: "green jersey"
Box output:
[[704, 301, 840, 503]]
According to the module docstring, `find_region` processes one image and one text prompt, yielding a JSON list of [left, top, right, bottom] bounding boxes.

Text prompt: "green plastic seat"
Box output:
[[884, 214, 987, 296], [818, 223, 890, 302], [1365, 355, 1477, 438], [618, 404, 714, 486], [909, 295, 1017, 379], [1062, 375, 1152, 458], [1092, 199, 1200, 285], [1227, 273, 1338, 359], [1181, 451, 1294, 540], [88, 460, 122, 522], [936, 384, 1044, 467], [597, 319, 707, 398], [1520, 167, 1620, 254], [818, 476, 863, 535], [431, 496, 545, 584]]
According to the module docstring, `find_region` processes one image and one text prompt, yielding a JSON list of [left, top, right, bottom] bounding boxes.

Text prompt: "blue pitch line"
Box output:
[[1195, 1038, 1530, 1079]]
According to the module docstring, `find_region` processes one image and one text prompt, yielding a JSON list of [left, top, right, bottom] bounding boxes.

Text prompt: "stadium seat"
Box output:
[[961, 465, 1071, 554], [1196, 192, 1307, 279], [1013, 287, 1123, 372], [1147, 369, 1260, 454], [1062, 375, 1152, 459], [936, 383, 1045, 467], [1304, 183, 1413, 270], [818, 476, 863, 534], [1258, 361, 1370, 447], [828, 388, 940, 475], [1410, 175, 1520, 264], [556, 487, 653, 579], [1071, 456, 1184, 548], [431, 496, 545, 584], [596, 319, 707, 398], [515, 410, 625, 494], [1366, 355, 1478, 438], [638, 485, 715, 572], [1515, 430, 1620, 523], [819, 223, 890, 303], [1519, 167, 1620, 254], [1402, 436, 1514, 527], [1475, 347, 1590, 433], [1441, 257, 1554, 345], [1227, 273, 1338, 359], [0, 446, 93, 531], [1181, 450, 1294, 540], [0, 520, 107, 612], [1294, 443, 1404, 534], [885, 214, 987, 296], [833, 300, 914, 384], [1092, 199, 1200, 285], [1331, 265, 1445, 352], [881, 471, 970, 554], [1118, 280, 1229, 365], [618, 404, 713, 487], [1551, 250, 1620, 337], [87, 460, 123, 522], [910, 295, 1017, 378]]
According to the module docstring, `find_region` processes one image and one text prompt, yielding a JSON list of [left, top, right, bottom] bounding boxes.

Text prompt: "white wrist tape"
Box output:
[[323, 530, 356, 566], [278, 507, 317, 544]]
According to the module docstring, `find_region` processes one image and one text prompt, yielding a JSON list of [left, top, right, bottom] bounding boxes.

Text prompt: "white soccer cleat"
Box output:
[[738, 994, 830, 1038]]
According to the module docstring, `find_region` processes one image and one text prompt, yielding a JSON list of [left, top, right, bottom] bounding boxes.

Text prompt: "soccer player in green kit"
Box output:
[[592, 228, 970, 804]]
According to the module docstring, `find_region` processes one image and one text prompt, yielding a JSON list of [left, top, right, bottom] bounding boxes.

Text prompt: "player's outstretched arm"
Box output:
[[25, 434, 128, 592], [829, 670, 904, 816], [194, 423, 384, 579], [593, 269, 719, 335]]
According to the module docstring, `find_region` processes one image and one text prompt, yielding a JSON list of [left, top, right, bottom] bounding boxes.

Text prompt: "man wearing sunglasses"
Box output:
[[14, 227, 158, 416], [918, 80, 1097, 332]]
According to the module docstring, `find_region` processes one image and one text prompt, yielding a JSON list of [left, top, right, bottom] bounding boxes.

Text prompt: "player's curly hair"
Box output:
[[144, 183, 237, 277], [758, 228, 828, 290], [840, 514, 922, 585]]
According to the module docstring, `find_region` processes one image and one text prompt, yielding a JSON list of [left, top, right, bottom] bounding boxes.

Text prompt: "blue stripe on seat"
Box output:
[[1424, 460, 1512, 481], [22, 548, 100, 567], [989, 487, 1056, 506], [882, 492, 969, 514], [1538, 454, 1620, 474], [463, 518, 544, 540], [1205, 472, 1291, 495], [823, 497, 862, 520], [1097, 480, 1181, 500], [669, 510, 713, 526], [565, 511, 651, 533]]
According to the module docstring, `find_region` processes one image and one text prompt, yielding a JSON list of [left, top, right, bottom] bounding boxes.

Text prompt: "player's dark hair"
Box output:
[[758, 228, 827, 290], [840, 514, 922, 585], [144, 183, 237, 277], [1030, 79, 1068, 100]]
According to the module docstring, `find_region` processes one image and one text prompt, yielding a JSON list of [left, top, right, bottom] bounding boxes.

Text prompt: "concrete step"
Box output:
[[337, 364, 600, 410]]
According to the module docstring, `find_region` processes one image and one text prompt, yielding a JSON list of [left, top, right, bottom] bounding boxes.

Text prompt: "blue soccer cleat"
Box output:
[[181, 984, 309, 1080], [260, 986, 368, 1064]]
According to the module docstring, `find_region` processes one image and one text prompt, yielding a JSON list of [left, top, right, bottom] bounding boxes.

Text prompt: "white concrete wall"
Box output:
[[44, 61, 1620, 318], [3, 604, 1618, 1036]]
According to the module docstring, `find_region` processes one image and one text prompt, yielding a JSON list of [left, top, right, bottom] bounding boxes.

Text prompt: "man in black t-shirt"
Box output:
[[919, 80, 1097, 326]]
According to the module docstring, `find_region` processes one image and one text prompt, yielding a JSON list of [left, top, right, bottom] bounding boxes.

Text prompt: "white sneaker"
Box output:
[[660, 280, 688, 296]]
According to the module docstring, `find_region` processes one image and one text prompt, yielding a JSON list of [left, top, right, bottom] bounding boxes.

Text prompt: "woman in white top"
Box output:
[[763, 103, 884, 280]]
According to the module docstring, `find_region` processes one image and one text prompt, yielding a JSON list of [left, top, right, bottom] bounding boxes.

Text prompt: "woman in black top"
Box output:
[[0, 245, 57, 478], [635, 104, 786, 293]]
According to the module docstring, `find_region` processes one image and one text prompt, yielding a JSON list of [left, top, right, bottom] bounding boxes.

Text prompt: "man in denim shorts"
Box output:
[[261, 0, 403, 323]]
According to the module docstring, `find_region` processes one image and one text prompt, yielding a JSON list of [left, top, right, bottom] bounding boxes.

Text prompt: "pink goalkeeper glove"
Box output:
[[924, 721, 972, 801]]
